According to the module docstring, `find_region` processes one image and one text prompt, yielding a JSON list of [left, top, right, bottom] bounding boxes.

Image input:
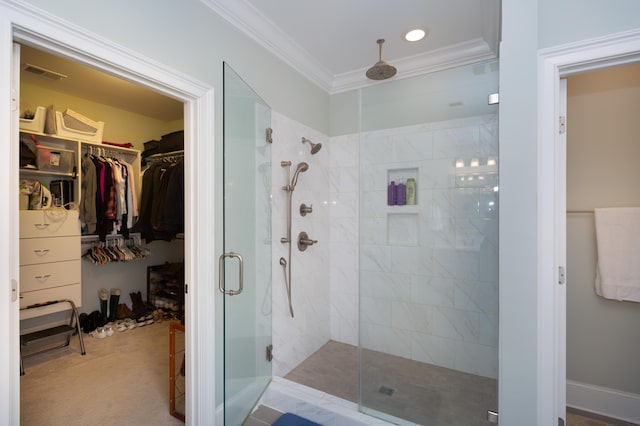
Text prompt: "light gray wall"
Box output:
[[501, 0, 640, 423], [538, 0, 640, 49], [566, 65, 640, 394], [499, 1, 540, 422], [22, 0, 330, 135]]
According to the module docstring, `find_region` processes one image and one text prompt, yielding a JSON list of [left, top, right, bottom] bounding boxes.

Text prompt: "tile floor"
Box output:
[[284, 340, 497, 425]]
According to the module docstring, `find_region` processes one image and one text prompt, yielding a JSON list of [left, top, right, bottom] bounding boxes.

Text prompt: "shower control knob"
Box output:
[[299, 203, 313, 216], [297, 232, 317, 251]]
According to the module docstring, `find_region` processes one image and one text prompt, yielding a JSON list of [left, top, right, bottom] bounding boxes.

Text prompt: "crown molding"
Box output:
[[201, 0, 334, 91], [330, 38, 497, 94], [201, 0, 498, 95]]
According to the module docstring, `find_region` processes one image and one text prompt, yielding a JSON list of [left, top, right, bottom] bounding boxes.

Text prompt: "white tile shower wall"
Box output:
[[328, 133, 360, 346], [337, 113, 499, 379], [271, 111, 331, 377]]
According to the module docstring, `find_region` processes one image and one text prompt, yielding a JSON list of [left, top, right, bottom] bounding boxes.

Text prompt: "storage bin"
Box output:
[[36, 145, 75, 174], [19, 106, 46, 133], [54, 111, 104, 143]]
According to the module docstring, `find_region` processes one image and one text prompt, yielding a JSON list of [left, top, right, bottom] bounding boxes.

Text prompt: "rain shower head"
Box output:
[[366, 39, 397, 81], [290, 162, 309, 190], [302, 137, 322, 155]]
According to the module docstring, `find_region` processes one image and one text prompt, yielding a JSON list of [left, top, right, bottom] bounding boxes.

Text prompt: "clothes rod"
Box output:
[[145, 150, 184, 160], [566, 210, 593, 214]]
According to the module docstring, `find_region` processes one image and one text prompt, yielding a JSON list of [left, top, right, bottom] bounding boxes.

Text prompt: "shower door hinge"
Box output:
[[266, 344, 273, 362], [266, 127, 273, 144], [558, 266, 565, 285], [559, 115, 566, 135]]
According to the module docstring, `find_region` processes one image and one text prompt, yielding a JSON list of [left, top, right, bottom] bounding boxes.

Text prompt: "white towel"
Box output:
[[594, 207, 640, 302]]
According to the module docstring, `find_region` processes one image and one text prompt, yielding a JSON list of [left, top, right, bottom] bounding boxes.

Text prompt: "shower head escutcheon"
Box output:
[[290, 162, 309, 190], [366, 39, 397, 81], [301, 137, 322, 155]]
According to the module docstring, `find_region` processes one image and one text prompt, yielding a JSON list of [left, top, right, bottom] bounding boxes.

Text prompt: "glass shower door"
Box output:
[[222, 63, 272, 425], [358, 60, 499, 425]]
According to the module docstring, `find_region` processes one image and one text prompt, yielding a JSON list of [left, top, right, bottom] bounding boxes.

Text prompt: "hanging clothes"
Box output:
[[80, 152, 137, 241], [134, 156, 184, 243]]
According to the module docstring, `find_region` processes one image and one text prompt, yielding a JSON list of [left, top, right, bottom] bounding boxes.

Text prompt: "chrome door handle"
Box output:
[[218, 252, 244, 295]]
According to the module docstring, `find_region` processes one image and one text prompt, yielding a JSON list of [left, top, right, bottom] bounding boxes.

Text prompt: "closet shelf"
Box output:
[[20, 168, 76, 179]]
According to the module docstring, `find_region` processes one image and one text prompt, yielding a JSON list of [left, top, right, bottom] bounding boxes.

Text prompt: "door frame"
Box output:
[[538, 28, 640, 424], [0, 1, 216, 424]]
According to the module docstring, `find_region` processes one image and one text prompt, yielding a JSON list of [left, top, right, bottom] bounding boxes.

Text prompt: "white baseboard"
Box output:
[[567, 380, 640, 423]]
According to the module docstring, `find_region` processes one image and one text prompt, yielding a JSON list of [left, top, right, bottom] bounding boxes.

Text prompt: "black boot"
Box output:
[[109, 288, 120, 322], [99, 288, 109, 323]]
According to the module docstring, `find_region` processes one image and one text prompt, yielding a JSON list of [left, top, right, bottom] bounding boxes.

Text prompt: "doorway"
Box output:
[[564, 63, 640, 424], [1, 6, 216, 423], [17, 41, 187, 424], [538, 29, 640, 425]]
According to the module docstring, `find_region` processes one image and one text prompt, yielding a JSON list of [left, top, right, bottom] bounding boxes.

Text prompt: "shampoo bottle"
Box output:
[[396, 179, 406, 205], [387, 181, 397, 205], [406, 178, 416, 205]]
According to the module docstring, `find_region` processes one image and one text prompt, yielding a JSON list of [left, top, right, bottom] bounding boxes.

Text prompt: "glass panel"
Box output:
[[359, 60, 499, 425], [223, 63, 272, 425]]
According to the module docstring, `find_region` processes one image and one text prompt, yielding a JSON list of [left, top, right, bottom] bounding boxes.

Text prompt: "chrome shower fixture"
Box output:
[[279, 159, 311, 318], [366, 39, 397, 81], [290, 162, 309, 190], [301, 137, 322, 155]]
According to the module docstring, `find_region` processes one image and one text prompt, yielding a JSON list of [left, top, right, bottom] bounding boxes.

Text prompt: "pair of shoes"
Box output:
[[91, 326, 110, 339], [124, 318, 137, 330], [114, 322, 127, 332], [136, 316, 147, 327]]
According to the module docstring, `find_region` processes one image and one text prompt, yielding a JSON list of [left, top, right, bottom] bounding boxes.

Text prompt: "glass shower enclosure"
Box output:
[[221, 63, 272, 425], [358, 59, 499, 425]]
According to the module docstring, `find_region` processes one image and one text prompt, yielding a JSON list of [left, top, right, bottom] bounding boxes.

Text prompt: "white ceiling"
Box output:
[[19, 1, 500, 122], [203, 0, 501, 93]]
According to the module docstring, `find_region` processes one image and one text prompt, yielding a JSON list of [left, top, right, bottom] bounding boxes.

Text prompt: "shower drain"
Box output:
[[378, 385, 395, 396]]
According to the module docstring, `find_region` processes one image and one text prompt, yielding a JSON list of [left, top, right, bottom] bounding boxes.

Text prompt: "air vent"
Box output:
[[24, 63, 67, 80]]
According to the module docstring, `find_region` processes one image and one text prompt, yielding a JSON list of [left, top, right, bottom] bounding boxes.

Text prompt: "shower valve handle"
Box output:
[[300, 203, 313, 216], [297, 232, 317, 251]]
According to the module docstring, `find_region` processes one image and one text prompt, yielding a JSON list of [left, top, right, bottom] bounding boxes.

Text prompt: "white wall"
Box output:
[[271, 111, 330, 377], [566, 64, 640, 395], [328, 132, 359, 345]]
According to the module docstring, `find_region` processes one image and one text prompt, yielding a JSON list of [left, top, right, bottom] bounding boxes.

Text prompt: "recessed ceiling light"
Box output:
[[404, 28, 427, 42]]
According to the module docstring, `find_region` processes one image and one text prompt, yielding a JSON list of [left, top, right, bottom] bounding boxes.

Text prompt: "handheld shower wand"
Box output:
[[290, 162, 309, 190]]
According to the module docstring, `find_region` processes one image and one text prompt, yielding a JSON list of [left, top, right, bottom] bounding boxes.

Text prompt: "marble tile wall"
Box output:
[[329, 114, 499, 379], [271, 111, 331, 377], [273, 111, 499, 380]]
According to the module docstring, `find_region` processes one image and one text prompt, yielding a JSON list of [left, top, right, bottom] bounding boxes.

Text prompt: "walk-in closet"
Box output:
[[17, 43, 187, 424]]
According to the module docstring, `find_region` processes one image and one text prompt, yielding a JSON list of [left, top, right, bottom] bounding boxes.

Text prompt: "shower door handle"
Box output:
[[218, 252, 244, 295]]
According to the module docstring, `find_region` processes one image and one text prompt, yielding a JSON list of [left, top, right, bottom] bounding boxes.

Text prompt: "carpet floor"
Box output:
[[20, 319, 185, 426]]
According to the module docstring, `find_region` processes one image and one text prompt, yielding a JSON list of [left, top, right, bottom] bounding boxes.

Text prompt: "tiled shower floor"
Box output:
[[284, 340, 497, 425]]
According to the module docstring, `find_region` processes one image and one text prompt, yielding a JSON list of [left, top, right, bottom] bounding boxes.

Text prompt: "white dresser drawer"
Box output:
[[20, 210, 80, 238], [20, 283, 81, 319], [20, 235, 80, 266], [20, 260, 81, 293]]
